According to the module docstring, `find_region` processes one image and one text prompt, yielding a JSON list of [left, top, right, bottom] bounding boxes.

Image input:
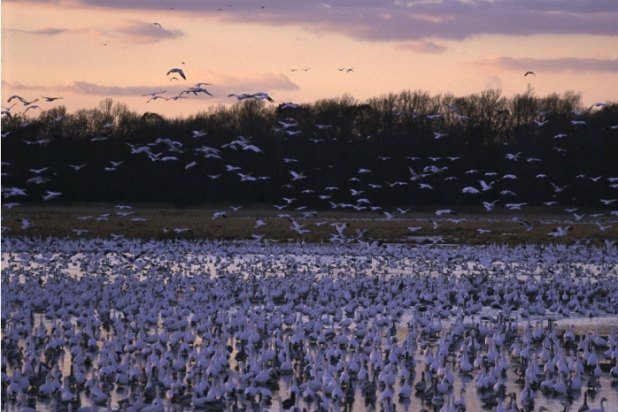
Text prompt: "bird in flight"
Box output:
[[433, 131, 448, 140], [228, 92, 274, 102], [24, 105, 41, 114], [253, 92, 274, 102], [8, 95, 39, 106], [147, 96, 169, 103], [524, 71, 535, 77], [167, 68, 186, 80], [42, 191, 62, 201], [152, 22, 162, 29], [180, 86, 213, 97], [42, 96, 63, 102], [68, 163, 87, 171]]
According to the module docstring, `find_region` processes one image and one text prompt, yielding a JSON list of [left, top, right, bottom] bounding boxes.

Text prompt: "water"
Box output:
[[1, 238, 617, 411]]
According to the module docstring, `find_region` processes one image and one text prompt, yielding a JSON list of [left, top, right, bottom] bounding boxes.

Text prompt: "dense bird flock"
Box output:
[[2, 91, 617, 211], [2, 68, 618, 412], [2, 90, 618, 241], [1, 239, 618, 411]]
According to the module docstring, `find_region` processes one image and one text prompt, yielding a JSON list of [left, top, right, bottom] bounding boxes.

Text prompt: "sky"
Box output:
[[2, 0, 618, 118]]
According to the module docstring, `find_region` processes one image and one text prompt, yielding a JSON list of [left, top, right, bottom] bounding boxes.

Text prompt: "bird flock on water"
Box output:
[[1, 238, 617, 411]]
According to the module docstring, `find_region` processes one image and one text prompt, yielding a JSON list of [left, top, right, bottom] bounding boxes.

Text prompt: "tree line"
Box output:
[[1, 89, 617, 210]]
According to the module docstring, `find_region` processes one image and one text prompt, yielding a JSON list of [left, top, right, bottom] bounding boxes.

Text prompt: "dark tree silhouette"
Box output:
[[2, 90, 617, 210]]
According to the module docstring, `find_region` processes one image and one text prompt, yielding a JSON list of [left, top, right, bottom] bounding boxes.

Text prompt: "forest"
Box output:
[[2, 89, 617, 210]]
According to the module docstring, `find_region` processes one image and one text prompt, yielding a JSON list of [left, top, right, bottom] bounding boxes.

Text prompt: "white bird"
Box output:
[[280, 102, 300, 110], [181, 87, 213, 97], [229, 92, 274, 102], [350, 189, 364, 196], [167, 68, 186, 80], [42, 191, 62, 201], [42, 96, 64, 103], [2, 187, 27, 198], [290, 171, 306, 181], [24, 105, 41, 113], [242, 144, 263, 153], [253, 92, 274, 102], [505, 202, 527, 210], [20, 219, 34, 229], [433, 131, 448, 140], [68, 163, 87, 171], [192, 129, 208, 138], [550, 182, 569, 193], [548, 226, 572, 237], [478, 180, 494, 191], [482, 200, 498, 212], [462, 186, 480, 194], [29, 167, 49, 174], [534, 119, 549, 127], [512, 217, 533, 231]]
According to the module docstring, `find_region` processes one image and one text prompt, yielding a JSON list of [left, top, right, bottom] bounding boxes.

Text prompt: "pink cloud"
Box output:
[[480, 56, 618, 73], [6, 1, 618, 42], [115, 20, 184, 44], [397, 40, 447, 54]]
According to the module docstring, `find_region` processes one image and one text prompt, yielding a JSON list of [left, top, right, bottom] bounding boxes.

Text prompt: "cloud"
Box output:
[[8, 27, 68, 36], [216, 73, 300, 93], [116, 20, 184, 44], [66, 0, 618, 42], [480, 56, 618, 73], [397, 40, 447, 54], [5, 1, 618, 43], [67, 82, 161, 96], [3, 20, 184, 45], [3, 73, 299, 99]]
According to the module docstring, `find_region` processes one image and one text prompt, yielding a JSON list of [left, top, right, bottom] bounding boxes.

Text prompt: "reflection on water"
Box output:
[[1, 238, 617, 411]]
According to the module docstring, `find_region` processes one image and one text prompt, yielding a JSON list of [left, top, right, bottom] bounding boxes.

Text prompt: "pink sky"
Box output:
[[2, 0, 617, 118]]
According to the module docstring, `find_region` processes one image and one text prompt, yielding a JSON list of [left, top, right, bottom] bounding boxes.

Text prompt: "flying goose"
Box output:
[[167, 68, 186, 80]]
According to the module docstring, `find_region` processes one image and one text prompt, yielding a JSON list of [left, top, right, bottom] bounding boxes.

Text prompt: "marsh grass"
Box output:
[[2, 204, 617, 245]]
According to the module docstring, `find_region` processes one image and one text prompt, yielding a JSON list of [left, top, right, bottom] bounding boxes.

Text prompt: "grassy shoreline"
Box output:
[[2, 204, 617, 245]]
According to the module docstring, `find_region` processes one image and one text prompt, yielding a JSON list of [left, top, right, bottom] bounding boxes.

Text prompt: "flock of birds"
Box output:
[[1, 239, 617, 412], [3, 12, 618, 412], [2, 74, 617, 241]]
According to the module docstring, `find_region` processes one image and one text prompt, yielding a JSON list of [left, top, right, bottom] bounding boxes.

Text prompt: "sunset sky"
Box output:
[[2, 0, 617, 118]]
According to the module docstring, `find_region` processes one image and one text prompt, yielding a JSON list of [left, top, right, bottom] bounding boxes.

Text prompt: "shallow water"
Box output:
[[2, 239, 617, 411]]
